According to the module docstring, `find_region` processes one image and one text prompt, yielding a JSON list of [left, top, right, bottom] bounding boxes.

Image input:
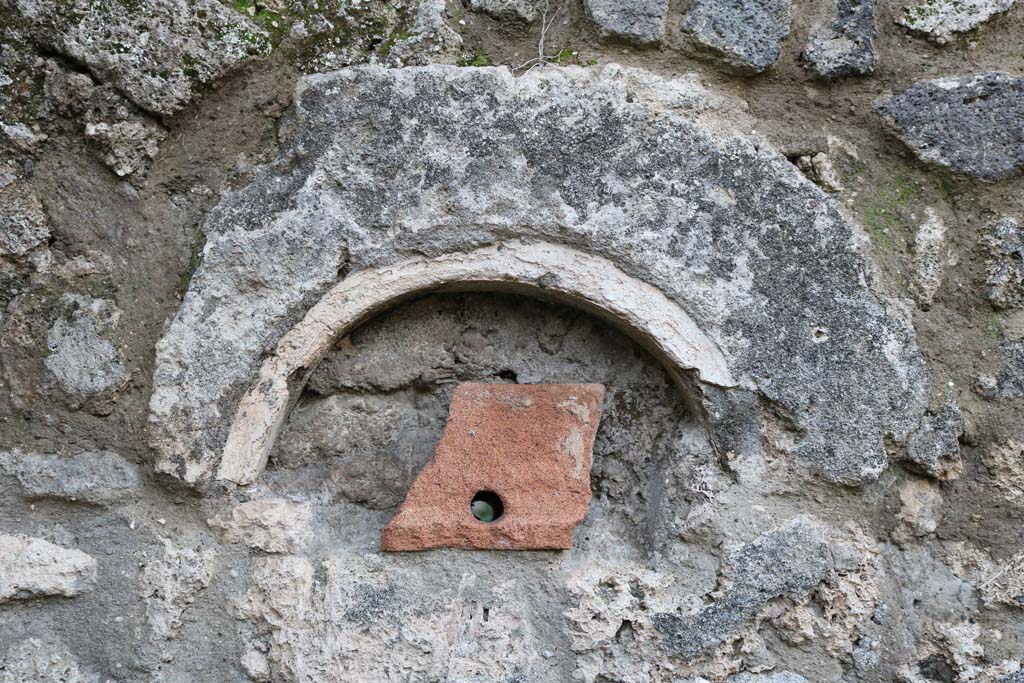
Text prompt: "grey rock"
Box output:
[[468, 0, 543, 22], [902, 401, 962, 478], [874, 72, 1024, 182], [1003, 672, 1024, 683], [0, 171, 48, 257], [0, 449, 141, 505], [897, 0, 1015, 45], [910, 207, 949, 308], [85, 117, 166, 177], [1, 121, 47, 152], [274, 392, 435, 509], [654, 517, 830, 657], [983, 216, 1024, 309], [989, 339, 1024, 398], [683, 0, 792, 73], [207, 499, 313, 554], [140, 537, 215, 640], [730, 674, 810, 683], [0, 637, 98, 683], [0, 534, 97, 603], [150, 65, 927, 486], [802, 0, 877, 79], [44, 293, 128, 399], [11, 0, 269, 116], [586, 0, 669, 45]]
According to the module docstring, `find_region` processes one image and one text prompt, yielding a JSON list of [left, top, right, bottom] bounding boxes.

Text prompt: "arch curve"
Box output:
[[217, 241, 735, 484]]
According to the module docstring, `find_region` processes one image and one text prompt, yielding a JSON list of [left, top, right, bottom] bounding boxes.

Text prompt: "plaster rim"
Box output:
[[216, 240, 735, 485]]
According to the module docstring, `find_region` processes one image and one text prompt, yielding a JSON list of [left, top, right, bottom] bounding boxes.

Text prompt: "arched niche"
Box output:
[[217, 241, 734, 485]]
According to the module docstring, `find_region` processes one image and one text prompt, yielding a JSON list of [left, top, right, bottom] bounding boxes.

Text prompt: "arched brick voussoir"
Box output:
[[149, 63, 930, 489], [217, 242, 736, 485]]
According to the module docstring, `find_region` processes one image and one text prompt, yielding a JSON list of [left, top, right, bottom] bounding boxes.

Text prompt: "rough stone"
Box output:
[[896, 478, 943, 537], [150, 65, 928, 488], [43, 293, 128, 399], [730, 674, 810, 683], [0, 534, 97, 603], [902, 400, 962, 479], [653, 517, 830, 658], [83, 112, 166, 178], [468, 0, 543, 22], [986, 339, 1024, 398], [1, 121, 47, 152], [0, 170, 48, 257], [585, 0, 669, 45], [980, 551, 1024, 609], [139, 537, 215, 640], [874, 72, 1024, 182], [983, 216, 1024, 309], [0, 449, 141, 505], [208, 498, 313, 554], [381, 383, 605, 551], [896, 0, 1015, 45], [981, 438, 1024, 503], [0, 637, 98, 683], [274, 392, 435, 509], [11, 0, 269, 116], [802, 0, 877, 79], [910, 207, 949, 308], [683, 0, 792, 73]]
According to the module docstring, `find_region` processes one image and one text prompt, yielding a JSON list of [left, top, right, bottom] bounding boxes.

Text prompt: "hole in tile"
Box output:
[[470, 490, 504, 523]]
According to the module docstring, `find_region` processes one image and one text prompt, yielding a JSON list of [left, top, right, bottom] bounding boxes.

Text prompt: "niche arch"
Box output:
[[217, 241, 735, 485]]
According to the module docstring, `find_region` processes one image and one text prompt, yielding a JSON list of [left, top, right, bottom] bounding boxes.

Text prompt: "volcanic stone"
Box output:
[[874, 72, 1024, 182], [683, 0, 792, 73], [586, 0, 669, 45], [896, 0, 1015, 44], [802, 0, 877, 79], [381, 383, 604, 551]]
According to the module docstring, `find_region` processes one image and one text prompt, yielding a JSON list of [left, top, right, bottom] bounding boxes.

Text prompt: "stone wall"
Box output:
[[1, 0, 1023, 681]]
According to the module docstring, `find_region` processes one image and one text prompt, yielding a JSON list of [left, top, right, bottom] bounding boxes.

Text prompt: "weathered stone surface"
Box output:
[[41, 64, 167, 176], [654, 517, 830, 657], [683, 0, 792, 73], [984, 216, 1024, 309], [730, 674, 810, 683], [0, 121, 46, 152], [1003, 673, 1024, 683], [208, 498, 313, 554], [274, 393, 434, 509], [902, 400, 962, 478], [140, 537, 215, 640], [0, 170, 48, 257], [0, 637, 98, 683], [896, 478, 943, 537], [11, 0, 269, 116], [984, 339, 1024, 398], [0, 449, 141, 505], [896, 0, 1015, 44], [468, 0, 543, 22], [910, 207, 949, 307], [585, 0, 669, 45], [981, 438, 1024, 504], [44, 293, 128, 399], [802, 0, 877, 79], [981, 551, 1024, 609], [0, 535, 97, 602], [382, 383, 604, 551], [150, 65, 928, 487], [874, 73, 1024, 182]]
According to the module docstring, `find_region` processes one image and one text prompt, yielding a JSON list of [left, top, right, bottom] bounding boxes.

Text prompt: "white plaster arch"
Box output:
[[217, 241, 735, 485]]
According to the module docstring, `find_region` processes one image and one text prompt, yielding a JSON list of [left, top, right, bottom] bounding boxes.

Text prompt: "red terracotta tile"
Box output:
[[381, 383, 605, 551]]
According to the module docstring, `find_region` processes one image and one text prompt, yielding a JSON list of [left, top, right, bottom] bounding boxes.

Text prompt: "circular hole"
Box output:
[[470, 491, 504, 523]]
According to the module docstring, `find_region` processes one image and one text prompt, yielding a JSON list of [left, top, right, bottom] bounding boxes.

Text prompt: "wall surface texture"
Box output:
[[1, 0, 1023, 681]]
